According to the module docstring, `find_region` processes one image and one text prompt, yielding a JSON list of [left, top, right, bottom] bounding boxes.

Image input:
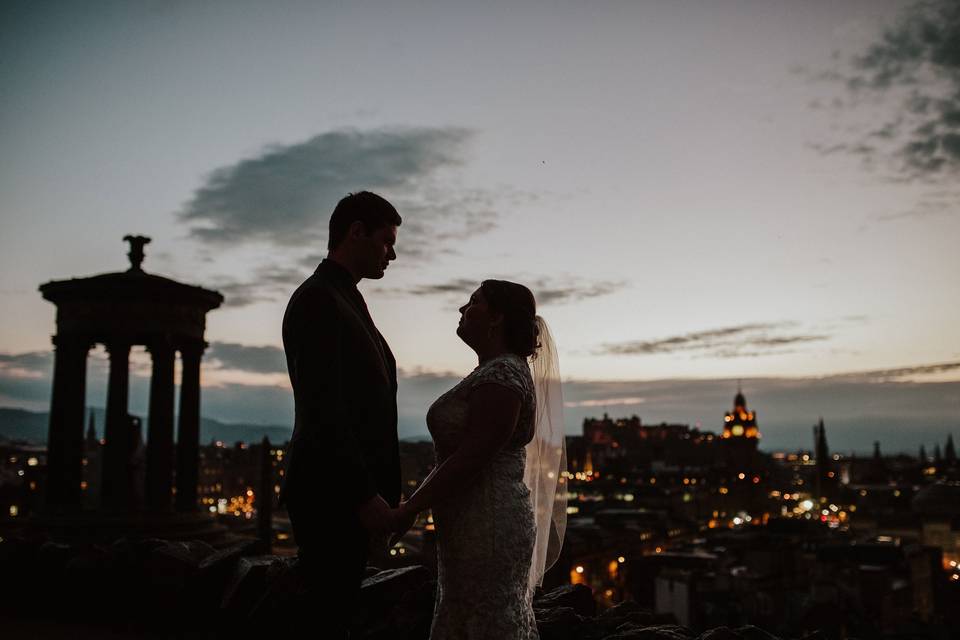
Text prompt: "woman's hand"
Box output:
[[388, 501, 418, 548]]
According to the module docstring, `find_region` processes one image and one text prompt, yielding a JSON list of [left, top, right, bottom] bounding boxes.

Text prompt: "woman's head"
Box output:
[[457, 280, 540, 358]]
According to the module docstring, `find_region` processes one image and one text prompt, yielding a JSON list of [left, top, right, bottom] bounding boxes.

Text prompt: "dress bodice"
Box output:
[[426, 353, 536, 463]]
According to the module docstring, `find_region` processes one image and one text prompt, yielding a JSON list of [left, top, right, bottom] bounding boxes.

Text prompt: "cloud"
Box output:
[[206, 342, 287, 375], [529, 278, 627, 305], [404, 279, 479, 298], [0, 351, 52, 377], [178, 127, 540, 306], [875, 189, 960, 220], [822, 361, 960, 383], [179, 127, 473, 247], [212, 264, 307, 308], [397, 276, 627, 306], [817, 0, 960, 181], [595, 322, 830, 359], [564, 397, 645, 408]]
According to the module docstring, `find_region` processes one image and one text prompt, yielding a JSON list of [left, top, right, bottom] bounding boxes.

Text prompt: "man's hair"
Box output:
[[328, 191, 401, 250]]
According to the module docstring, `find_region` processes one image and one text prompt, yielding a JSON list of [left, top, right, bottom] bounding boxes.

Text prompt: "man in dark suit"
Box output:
[[279, 191, 402, 637]]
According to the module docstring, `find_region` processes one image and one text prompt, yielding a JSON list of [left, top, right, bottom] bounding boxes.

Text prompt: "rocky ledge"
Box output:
[[0, 536, 820, 639]]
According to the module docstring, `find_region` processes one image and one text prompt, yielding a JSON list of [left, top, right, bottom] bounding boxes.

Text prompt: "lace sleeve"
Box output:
[[466, 357, 529, 400]]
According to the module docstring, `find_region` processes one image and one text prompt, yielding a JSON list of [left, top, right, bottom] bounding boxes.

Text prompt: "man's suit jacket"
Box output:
[[278, 259, 401, 513]]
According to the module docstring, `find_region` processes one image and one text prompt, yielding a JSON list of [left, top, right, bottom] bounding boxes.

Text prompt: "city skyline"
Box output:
[[1, 2, 957, 449]]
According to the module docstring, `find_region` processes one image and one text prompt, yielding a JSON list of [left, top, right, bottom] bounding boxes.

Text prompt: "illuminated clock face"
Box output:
[[732, 425, 744, 437]]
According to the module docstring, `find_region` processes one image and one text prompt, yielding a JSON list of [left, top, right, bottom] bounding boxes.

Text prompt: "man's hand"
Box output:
[[356, 494, 393, 535]]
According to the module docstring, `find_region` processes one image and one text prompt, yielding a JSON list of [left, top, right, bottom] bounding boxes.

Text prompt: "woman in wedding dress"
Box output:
[[388, 280, 567, 640]]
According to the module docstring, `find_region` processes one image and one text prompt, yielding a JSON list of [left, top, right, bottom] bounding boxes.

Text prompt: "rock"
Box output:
[[733, 626, 780, 640], [199, 538, 260, 570], [358, 566, 435, 639], [697, 627, 743, 640], [536, 605, 585, 640], [600, 601, 646, 619], [361, 565, 433, 600], [37, 541, 79, 572], [535, 583, 597, 618], [197, 538, 260, 588], [603, 624, 695, 640], [221, 555, 283, 614], [598, 601, 677, 631], [143, 540, 210, 587], [246, 556, 311, 625], [364, 577, 437, 640], [62, 545, 113, 617]]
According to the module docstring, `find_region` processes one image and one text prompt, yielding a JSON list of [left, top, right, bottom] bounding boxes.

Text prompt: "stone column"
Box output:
[[175, 342, 203, 512], [45, 335, 89, 511], [146, 341, 175, 511], [101, 341, 131, 511]]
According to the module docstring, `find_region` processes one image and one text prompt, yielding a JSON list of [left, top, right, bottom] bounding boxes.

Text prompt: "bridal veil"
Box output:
[[523, 316, 567, 593]]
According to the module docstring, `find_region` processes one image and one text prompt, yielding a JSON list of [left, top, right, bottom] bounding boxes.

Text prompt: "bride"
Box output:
[[388, 279, 567, 639]]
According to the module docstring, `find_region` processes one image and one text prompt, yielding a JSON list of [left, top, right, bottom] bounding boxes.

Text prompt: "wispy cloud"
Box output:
[[403, 279, 479, 298], [396, 276, 627, 306], [821, 361, 960, 383], [179, 127, 474, 247], [211, 265, 307, 308], [564, 396, 645, 408], [595, 322, 830, 359], [812, 0, 960, 182], [530, 277, 627, 305], [0, 351, 52, 377], [206, 342, 287, 375]]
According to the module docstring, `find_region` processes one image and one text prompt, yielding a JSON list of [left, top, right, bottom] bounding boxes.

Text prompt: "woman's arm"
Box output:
[[400, 383, 521, 517]]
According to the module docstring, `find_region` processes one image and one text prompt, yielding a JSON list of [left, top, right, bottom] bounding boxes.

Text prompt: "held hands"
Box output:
[[356, 494, 394, 534], [356, 494, 419, 551], [388, 500, 418, 548]]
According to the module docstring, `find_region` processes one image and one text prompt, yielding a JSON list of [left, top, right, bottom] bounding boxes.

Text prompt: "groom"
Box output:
[[279, 191, 402, 637]]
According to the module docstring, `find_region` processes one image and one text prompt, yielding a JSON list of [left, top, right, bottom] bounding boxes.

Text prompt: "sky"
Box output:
[[1, 1, 958, 452]]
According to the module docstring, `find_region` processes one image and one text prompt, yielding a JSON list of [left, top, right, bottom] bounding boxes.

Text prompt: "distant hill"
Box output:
[[0, 407, 292, 446], [0, 407, 429, 446], [0, 408, 48, 443]]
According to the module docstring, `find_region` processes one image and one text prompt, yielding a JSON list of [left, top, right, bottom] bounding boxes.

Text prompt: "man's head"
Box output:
[[327, 191, 401, 280]]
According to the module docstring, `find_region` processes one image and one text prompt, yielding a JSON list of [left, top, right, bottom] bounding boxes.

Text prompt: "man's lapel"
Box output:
[[324, 275, 391, 378]]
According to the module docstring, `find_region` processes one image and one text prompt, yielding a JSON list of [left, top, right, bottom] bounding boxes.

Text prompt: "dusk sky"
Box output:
[[2, 1, 957, 452]]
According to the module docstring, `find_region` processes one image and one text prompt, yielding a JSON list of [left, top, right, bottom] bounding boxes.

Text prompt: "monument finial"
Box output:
[[123, 235, 151, 272]]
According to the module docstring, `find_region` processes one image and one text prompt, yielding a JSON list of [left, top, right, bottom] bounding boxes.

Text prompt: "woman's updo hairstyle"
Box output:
[[479, 279, 541, 359]]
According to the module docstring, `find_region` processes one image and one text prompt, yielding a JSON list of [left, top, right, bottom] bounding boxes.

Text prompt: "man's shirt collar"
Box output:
[[318, 258, 358, 288]]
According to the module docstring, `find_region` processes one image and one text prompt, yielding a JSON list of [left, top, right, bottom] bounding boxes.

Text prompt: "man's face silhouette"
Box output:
[[354, 223, 397, 280]]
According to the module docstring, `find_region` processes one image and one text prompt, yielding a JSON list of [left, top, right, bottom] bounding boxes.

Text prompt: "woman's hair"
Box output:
[[479, 279, 541, 358]]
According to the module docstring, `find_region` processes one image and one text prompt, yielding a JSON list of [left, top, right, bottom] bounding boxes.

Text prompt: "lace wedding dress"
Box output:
[[426, 353, 540, 640]]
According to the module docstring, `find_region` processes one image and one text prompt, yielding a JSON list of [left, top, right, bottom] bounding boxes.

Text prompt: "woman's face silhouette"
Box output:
[[457, 286, 501, 349]]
